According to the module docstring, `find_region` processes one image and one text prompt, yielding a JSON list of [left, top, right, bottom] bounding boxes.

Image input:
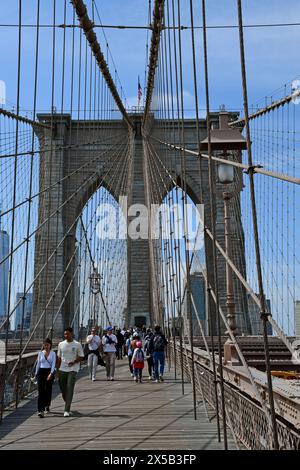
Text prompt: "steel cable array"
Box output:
[[0, 0, 299, 450], [0, 0, 131, 419]]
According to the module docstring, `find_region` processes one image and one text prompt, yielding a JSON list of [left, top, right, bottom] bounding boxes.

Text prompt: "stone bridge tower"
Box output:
[[31, 113, 251, 338]]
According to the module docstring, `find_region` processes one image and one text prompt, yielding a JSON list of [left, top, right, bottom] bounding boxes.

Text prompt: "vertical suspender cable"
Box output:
[[0, 0, 22, 423], [176, 0, 197, 420], [15, 0, 40, 407], [171, 0, 184, 395], [189, 0, 213, 423], [201, 0, 228, 448], [236, 0, 279, 449], [42, 0, 56, 338], [50, 0, 67, 336]]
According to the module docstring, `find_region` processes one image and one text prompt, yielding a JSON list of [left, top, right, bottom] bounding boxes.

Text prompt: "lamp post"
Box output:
[[200, 108, 247, 364], [217, 158, 244, 364], [89, 270, 101, 327], [217, 161, 240, 336]]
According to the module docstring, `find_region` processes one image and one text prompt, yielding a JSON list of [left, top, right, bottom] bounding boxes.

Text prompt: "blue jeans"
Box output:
[[153, 351, 165, 379], [133, 368, 143, 380]]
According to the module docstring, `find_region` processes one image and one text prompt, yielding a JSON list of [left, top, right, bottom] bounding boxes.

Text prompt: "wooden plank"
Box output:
[[0, 361, 237, 450]]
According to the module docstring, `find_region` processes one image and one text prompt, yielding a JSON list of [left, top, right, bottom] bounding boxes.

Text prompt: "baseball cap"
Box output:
[[106, 326, 113, 331]]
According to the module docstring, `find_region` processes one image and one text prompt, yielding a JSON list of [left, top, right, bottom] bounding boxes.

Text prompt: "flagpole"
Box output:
[[138, 75, 142, 112], [138, 75, 140, 111]]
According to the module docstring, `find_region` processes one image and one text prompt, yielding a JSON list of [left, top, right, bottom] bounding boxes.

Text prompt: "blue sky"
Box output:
[[0, 0, 300, 114], [1, 1, 299, 334]]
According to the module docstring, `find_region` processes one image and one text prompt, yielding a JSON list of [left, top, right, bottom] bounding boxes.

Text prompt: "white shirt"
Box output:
[[57, 340, 84, 373], [86, 334, 101, 351], [35, 350, 56, 375], [102, 334, 118, 353]]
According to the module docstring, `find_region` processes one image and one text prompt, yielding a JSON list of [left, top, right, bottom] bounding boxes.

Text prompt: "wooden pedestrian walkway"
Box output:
[[0, 360, 236, 450]]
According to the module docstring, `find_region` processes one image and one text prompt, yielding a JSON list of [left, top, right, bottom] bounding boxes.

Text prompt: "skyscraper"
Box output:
[[190, 271, 207, 336], [247, 294, 273, 335], [15, 292, 33, 331], [0, 216, 9, 325], [294, 300, 300, 336]]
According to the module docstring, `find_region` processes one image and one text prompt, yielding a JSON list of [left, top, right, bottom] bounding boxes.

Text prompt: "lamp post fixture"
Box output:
[[217, 159, 240, 336], [89, 270, 101, 327], [217, 157, 244, 364], [200, 107, 247, 364]]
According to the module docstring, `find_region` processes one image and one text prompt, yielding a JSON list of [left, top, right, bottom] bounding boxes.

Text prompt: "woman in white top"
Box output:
[[35, 338, 56, 417], [102, 326, 118, 381], [86, 327, 101, 381]]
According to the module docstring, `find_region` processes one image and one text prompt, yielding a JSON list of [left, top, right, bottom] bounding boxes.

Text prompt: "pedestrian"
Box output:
[[131, 332, 140, 351], [35, 338, 56, 417], [120, 327, 126, 356], [149, 325, 168, 383], [124, 330, 131, 356], [126, 334, 134, 376], [102, 326, 118, 381], [144, 328, 154, 380], [131, 341, 145, 383], [116, 329, 124, 360], [86, 326, 101, 381], [57, 327, 85, 417]]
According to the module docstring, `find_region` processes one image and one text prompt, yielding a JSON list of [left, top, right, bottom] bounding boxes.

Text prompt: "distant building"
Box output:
[[294, 300, 300, 336], [0, 226, 9, 326], [182, 271, 207, 337], [15, 292, 33, 331], [78, 324, 88, 342], [248, 294, 273, 335], [191, 272, 207, 335]]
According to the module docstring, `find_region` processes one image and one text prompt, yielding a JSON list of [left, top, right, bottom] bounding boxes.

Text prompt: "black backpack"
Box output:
[[153, 334, 165, 351]]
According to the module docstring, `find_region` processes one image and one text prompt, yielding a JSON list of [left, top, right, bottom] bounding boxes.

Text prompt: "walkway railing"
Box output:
[[169, 341, 300, 450], [0, 352, 38, 412]]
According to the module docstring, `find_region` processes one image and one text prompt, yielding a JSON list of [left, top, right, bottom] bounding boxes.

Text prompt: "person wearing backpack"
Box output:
[[149, 325, 168, 383], [127, 332, 140, 377], [144, 329, 154, 380], [126, 335, 134, 376], [131, 341, 145, 383]]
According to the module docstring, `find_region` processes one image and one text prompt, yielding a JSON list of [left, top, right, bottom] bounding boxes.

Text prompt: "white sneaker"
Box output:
[[64, 412, 70, 417], [155, 379, 159, 383], [148, 376, 152, 380], [92, 377, 96, 381], [110, 377, 114, 381]]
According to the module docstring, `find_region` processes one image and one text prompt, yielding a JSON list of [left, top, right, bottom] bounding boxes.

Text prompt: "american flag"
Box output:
[[138, 77, 142, 101]]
